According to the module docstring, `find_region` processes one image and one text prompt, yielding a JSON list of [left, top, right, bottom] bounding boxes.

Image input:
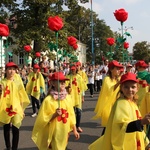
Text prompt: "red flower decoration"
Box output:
[[33, 86, 38, 92], [4, 86, 10, 97], [35, 52, 41, 57], [135, 110, 142, 119], [67, 36, 77, 46], [72, 44, 78, 50], [77, 87, 80, 94], [47, 16, 64, 31], [72, 78, 77, 86], [57, 108, 68, 123], [24, 45, 31, 52], [0, 23, 9, 36], [106, 38, 115, 46], [32, 77, 36, 81], [137, 140, 141, 150], [123, 42, 129, 49], [6, 105, 16, 116], [114, 8, 128, 23]]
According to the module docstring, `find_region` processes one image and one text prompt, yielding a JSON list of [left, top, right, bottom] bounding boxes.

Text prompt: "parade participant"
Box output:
[[32, 72, 79, 150], [26, 64, 45, 117], [135, 60, 150, 112], [99, 59, 109, 82], [93, 60, 123, 134], [0, 62, 30, 150], [89, 72, 150, 150], [66, 65, 86, 133], [87, 65, 95, 97]]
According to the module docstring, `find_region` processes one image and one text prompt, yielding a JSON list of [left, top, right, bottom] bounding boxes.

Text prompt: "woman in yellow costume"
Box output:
[[0, 62, 30, 150], [93, 60, 123, 134], [66, 65, 87, 133], [89, 72, 150, 150], [26, 64, 45, 117], [32, 72, 80, 150]]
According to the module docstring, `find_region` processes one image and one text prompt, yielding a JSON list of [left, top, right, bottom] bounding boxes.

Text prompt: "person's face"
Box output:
[[6, 67, 16, 78], [121, 81, 138, 100], [111, 67, 121, 77], [71, 69, 76, 75], [33, 68, 39, 73], [105, 60, 109, 65], [52, 80, 66, 92]]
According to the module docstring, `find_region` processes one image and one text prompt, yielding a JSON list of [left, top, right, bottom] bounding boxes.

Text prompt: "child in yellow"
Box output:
[[89, 72, 150, 150], [66, 65, 87, 133], [0, 62, 30, 150], [93, 60, 123, 134], [26, 64, 45, 117], [32, 72, 80, 150]]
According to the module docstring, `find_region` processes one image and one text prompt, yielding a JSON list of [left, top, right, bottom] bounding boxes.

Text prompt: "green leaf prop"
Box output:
[[7, 51, 12, 56], [124, 32, 132, 38], [48, 42, 57, 52]]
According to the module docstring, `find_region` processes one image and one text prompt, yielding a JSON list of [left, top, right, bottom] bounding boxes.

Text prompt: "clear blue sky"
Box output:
[[79, 0, 150, 53]]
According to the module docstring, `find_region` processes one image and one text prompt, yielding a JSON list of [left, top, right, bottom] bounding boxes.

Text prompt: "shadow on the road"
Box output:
[[20, 125, 33, 131], [18, 147, 37, 150], [83, 107, 94, 112], [80, 122, 102, 129], [68, 133, 100, 144]]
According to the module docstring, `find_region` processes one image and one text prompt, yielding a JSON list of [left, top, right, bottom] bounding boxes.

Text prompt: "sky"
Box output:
[[79, 0, 150, 53]]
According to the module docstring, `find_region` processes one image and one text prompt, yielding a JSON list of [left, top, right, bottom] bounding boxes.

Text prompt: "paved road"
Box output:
[[0, 91, 103, 150]]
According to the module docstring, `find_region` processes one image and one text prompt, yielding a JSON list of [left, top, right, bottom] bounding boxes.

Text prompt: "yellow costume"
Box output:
[[78, 70, 88, 86], [66, 74, 87, 109], [32, 95, 76, 150], [93, 76, 120, 126], [0, 77, 30, 128], [26, 72, 45, 100], [89, 98, 149, 150]]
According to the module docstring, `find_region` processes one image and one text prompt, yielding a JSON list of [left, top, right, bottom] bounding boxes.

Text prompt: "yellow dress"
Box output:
[[32, 94, 76, 150], [136, 79, 149, 117], [26, 72, 45, 100], [0, 77, 30, 128], [93, 76, 120, 126], [66, 74, 86, 109], [89, 98, 149, 150], [78, 70, 88, 88]]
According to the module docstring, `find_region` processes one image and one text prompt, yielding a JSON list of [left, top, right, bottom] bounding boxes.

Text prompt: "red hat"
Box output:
[[33, 64, 40, 69], [135, 60, 148, 68], [70, 66, 76, 70], [50, 72, 69, 81], [120, 72, 138, 83], [5, 62, 18, 69], [108, 60, 123, 69], [76, 61, 81, 66]]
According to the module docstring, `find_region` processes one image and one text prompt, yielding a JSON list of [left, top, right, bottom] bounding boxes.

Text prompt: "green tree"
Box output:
[[133, 41, 150, 63]]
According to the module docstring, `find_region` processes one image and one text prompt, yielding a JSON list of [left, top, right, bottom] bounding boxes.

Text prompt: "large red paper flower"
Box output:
[[67, 36, 77, 46], [24, 45, 31, 52], [0, 23, 9, 36], [35, 52, 40, 57], [114, 8, 128, 22], [48, 16, 64, 31], [57, 108, 68, 123], [106, 38, 115, 46], [123, 42, 129, 49], [72, 44, 78, 50]]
